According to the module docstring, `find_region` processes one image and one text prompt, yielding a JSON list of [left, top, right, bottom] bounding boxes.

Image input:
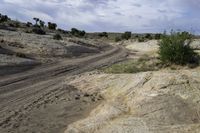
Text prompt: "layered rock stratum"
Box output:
[[65, 68, 200, 133]]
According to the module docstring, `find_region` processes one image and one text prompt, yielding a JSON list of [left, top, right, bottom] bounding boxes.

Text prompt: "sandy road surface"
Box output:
[[0, 45, 127, 133]]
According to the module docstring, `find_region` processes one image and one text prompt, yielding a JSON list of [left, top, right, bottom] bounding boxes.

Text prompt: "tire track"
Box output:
[[0, 45, 127, 133]]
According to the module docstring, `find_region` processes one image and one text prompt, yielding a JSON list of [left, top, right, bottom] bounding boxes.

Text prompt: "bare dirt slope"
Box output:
[[0, 29, 110, 76], [0, 30, 127, 133], [0, 30, 101, 58]]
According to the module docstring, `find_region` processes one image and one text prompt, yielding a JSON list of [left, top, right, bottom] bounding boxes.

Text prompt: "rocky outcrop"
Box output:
[[65, 68, 200, 133]]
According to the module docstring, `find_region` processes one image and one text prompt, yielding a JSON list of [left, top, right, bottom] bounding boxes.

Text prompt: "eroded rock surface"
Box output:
[[65, 68, 200, 133]]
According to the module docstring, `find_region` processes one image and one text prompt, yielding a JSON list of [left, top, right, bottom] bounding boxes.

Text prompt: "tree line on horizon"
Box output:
[[0, 13, 86, 37], [0, 12, 198, 43], [0, 13, 199, 66]]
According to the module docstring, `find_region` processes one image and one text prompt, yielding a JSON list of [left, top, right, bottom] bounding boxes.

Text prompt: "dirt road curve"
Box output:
[[0, 45, 127, 133]]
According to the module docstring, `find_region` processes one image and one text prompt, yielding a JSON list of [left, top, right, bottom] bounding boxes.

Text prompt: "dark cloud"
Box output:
[[114, 12, 123, 16], [158, 9, 167, 13], [132, 3, 142, 7], [85, 0, 110, 6], [135, 15, 142, 19]]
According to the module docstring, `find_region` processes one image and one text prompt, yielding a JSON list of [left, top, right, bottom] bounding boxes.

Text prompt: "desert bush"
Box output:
[[79, 30, 86, 37], [103, 57, 158, 74], [159, 31, 198, 65], [71, 28, 86, 37], [138, 37, 145, 42], [0, 14, 9, 23], [98, 32, 108, 38], [135, 35, 139, 38], [33, 24, 41, 28], [33, 18, 45, 28], [33, 18, 40, 25], [53, 34, 62, 40], [25, 30, 32, 33], [26, 22, 32, 27], [8, 21, 20, 28], [48, 22, 57, 30], [57, 28, 64, 33], [39, 20, 45, 27], [32, 27, 46, 35], [154, 33, 162, 40], [15, 52, 26, 58], [145, 33, 153, 40], [115, 36, 122, 42], [71, 28, 79, 35], [57, 28, 68, 34], [8, 23, 14, 27], [13, 21, 20, 27], [121, 32, 132, 40]]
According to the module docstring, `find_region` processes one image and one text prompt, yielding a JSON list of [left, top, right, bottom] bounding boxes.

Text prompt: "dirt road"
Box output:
[[0, 45, 127, 133]]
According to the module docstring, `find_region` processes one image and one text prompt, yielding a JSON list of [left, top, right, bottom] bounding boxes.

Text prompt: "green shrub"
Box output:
[[33, 18, 46, 28], [13, 21, 20, 28], [121, 32, 131, 40], [15, 52, 26, 58], [0, 14, 9, 23], [103, 57, 158, 74], [32, 27, 46, 35], [71, 28, 86, 37], [26, 22, 33, 27], [138, 37, 145, 42], [154, 33, 162, 40], [57, 28, 68, 34], [159, 31, 198, 65], [33, 17, 40, 25], [8, 21, 20, 28], [71, 28, 79, 35], [25, 30, 32, 33], [98, 32, 108, 38], [145, 33, 153, 40], [53, 34, 62, 40], [48, 22, 57, 30], [115, 36, 122, 42], [39, 20, 45, 27], [79, 30, 86, 37], [135, 35, 139, 38]]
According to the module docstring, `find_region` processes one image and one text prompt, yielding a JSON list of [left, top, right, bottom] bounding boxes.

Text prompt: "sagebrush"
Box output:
[[159, 31, 198, 65], [53, 34, 62, 40]]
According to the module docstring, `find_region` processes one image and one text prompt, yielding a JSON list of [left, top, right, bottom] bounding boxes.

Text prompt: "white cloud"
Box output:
[[0, 0, 200, 33], [22, 10, 54, 21]]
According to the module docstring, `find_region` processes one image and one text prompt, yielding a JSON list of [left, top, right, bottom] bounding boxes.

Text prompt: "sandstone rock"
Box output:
[[65, 68, 200, 133]]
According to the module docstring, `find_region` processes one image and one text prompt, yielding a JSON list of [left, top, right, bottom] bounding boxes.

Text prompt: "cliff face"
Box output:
[[65, 68, 200, 133]]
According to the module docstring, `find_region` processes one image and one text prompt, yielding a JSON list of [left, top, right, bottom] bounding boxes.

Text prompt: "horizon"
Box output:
[[1, 0, 200, 34]]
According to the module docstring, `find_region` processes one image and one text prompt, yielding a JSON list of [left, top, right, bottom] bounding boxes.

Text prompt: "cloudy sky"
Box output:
[[1, 0, 200, 33]]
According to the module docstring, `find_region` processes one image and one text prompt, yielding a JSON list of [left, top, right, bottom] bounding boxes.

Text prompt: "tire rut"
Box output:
[[0, 45, 127, 133]]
